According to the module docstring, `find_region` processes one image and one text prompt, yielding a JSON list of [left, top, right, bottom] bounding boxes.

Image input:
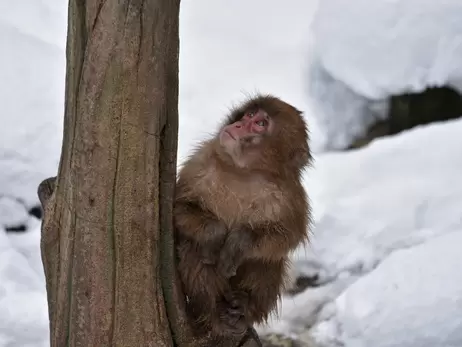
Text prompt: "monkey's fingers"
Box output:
[[217, 250, 240, 278], [223, 265, 238, 278]]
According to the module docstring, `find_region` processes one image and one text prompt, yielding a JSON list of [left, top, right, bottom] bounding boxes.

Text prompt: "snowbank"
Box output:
[[329, 230, 462, 347], [307, 0, 462, 150], [261, 118, 462, 346]]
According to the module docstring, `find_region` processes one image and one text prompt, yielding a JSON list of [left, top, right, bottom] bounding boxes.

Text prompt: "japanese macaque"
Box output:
[[174, 94, 311, 338]]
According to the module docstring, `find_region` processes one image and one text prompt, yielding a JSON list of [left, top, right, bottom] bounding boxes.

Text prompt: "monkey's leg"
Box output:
[[230, 259, 287, 324], [177, 239, 229, 334]]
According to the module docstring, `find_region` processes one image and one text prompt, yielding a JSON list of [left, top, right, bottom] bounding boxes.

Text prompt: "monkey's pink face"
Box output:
[[219, 109, 274, 168]]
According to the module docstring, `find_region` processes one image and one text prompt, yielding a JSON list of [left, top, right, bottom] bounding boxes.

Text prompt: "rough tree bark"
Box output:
[[38, 1, 258, 346]]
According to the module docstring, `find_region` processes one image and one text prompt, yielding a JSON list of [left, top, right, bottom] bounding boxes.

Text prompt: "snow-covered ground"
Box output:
[[1, 0, 462, 347]]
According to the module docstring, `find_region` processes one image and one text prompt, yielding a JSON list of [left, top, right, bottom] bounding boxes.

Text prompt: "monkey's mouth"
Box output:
[[224, 130, 236, 140]]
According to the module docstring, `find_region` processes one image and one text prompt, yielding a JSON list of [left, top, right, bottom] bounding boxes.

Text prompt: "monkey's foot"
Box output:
[[216, 310, 247, 337], [215, 295, 249, 337]]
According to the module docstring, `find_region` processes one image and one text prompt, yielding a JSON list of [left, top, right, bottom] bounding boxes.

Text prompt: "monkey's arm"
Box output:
[[174, 199, 228, 263], [218, 219, 307, 277]]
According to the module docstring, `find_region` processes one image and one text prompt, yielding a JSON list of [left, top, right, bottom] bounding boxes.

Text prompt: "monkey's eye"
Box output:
[[256, 119, 267, 127], [247, 112, 255, 118]]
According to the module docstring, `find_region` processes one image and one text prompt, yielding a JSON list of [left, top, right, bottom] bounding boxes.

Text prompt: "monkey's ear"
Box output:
[[289, 147, 311, 169]]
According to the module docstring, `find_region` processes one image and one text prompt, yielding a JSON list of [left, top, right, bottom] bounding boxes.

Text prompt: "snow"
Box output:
[[0, 196, 30, 228], [260, 118, 462, 346], [2, 0, 462, 347], [0, 223, 48, 347], [332, 230, 462, 347], [0, 3, 67, 342], [0, 3, 66, 211], [299, 118, 462, 281], [307, 0, 462, 150]]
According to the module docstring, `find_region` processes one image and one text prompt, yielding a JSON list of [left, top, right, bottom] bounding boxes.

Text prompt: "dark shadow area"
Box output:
[[349, 86, 462, 149]]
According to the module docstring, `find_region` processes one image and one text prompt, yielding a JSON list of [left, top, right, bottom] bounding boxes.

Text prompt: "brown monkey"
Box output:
[[174, 94, 311, 337]]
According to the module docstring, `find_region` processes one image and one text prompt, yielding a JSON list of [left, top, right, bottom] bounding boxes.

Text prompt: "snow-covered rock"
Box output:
[[307, 0, 462, 150]]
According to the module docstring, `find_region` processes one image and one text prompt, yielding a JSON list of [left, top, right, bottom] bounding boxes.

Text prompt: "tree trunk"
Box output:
[[38, 1, 259, 346], [38, 0, 182, 345]]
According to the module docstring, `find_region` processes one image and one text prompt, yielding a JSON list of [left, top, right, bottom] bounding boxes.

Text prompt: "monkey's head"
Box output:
[[215, 95, 310, 177]]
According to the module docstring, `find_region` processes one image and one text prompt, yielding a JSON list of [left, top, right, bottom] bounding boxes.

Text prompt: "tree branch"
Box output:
[[37, 177, 56, 209]]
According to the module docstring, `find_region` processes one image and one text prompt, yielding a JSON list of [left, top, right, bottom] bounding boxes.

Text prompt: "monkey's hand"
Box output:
[[217, 248, 240, 278], [217, 227, 254, 278], [199, 219, 228, 265]]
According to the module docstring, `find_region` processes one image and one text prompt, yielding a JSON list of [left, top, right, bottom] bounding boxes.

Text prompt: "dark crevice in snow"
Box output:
[[28, 205, 43, 219], [5, 224, 27, 232], [286, 274, 322, 296], [349, 86, 462, 149]]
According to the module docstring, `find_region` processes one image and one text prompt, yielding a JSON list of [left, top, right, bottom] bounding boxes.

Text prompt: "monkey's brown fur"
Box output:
[[174, 94, 311, 337]]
